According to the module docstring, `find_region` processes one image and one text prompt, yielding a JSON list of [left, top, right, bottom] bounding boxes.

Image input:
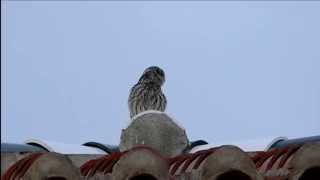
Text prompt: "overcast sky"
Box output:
[[1, 1, 319, 146]]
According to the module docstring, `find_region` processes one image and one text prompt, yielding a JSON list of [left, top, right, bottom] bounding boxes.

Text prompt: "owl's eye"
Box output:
[[156, 69, 163, 76], [144, 73, 150, 79]]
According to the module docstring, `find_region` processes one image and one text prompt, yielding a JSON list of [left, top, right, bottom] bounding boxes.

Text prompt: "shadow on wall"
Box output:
[[130, 174, 158, 180], [46, 177, 67, 180], [299, 167, 320, 180], [216, 170, 251, 180]]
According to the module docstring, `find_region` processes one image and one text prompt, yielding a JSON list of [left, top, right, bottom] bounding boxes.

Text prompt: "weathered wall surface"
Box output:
[[2, 112, 319, 179], [2, 143, 320, 180]]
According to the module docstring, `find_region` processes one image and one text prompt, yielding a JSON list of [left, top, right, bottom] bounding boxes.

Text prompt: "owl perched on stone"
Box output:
[[128, 66, 167, 118]]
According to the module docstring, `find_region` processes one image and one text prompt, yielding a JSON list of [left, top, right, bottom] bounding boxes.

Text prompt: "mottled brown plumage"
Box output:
[[128, 66, 167, 118]]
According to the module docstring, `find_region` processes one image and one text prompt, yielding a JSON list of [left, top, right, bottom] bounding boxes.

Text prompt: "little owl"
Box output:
[[128, 66, 167, 118]]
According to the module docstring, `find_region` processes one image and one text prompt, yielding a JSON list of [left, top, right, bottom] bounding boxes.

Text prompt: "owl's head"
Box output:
[[138, 66, 165, 86]]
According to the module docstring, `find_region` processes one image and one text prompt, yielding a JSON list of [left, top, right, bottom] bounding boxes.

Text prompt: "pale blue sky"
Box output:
[[1, 2, 319, 146]]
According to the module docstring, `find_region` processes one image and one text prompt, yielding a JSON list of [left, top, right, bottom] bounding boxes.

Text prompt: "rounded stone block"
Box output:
[[288, 143, 320, 180], [201, 145, 263, 180], [23, 152, 81, 180], [120, 111, 189, 157], [112, 147, 169, 180]]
